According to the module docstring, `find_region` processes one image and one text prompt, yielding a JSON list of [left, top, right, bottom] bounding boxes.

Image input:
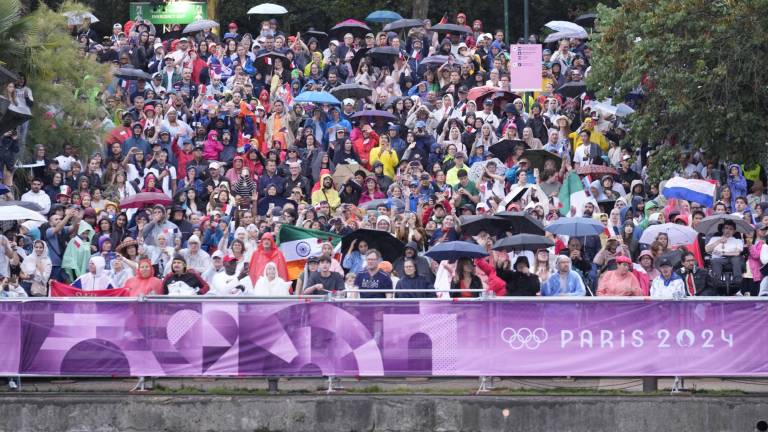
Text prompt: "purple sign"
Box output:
[[0, 300, 766, 377]]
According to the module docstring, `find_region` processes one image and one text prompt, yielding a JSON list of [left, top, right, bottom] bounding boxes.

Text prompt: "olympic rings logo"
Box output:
[[500, 327, 548, 350]]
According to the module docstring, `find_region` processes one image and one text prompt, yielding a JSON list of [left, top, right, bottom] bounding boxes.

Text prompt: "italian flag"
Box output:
[[277, 225, 342, 280], [558, 171, 597, 217]]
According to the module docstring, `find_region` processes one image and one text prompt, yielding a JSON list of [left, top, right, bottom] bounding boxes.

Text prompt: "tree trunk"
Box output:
[[412, 0, 429, 19]]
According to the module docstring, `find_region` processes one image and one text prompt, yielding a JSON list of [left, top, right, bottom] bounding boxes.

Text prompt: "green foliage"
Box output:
[[0, 0, 109, 156], [645, 145, 680, 188], [588, 0, 768, 163]]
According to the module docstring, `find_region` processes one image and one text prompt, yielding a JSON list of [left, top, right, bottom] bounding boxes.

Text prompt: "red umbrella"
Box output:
[[330, 19, 371, 37], [467, 85, 519, 106], [576, 164, 618, 177], [119, 192, 172, 209]]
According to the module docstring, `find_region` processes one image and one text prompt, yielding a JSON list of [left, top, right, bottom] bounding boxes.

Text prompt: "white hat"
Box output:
[[209, 161, 221, 170], [212, 250, 224, 259], [343, 98, 354, 106], [188, 234, 201, 244], [113, 23, 122, 29], [329, 39, 339, 46]]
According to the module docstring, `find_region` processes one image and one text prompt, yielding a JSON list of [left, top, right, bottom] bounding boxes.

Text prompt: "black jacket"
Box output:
[[497, 269, 540, 296], [395, 275, 436, 298], [677, 267, 718, 296]]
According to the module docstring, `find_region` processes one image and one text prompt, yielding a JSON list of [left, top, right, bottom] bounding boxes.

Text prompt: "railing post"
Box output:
[[642, 377, 658, 393], [267, 377, 279, 393]]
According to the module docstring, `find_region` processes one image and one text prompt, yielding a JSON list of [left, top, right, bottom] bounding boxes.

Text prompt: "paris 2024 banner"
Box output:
[[0, 300, 766, 377]]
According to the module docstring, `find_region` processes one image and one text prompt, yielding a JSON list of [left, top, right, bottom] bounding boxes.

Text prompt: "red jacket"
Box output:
[[352, 130, 379, 170]]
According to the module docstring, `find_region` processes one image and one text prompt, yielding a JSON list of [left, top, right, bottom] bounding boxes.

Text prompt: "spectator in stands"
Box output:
[[541, 255, 587, 296]]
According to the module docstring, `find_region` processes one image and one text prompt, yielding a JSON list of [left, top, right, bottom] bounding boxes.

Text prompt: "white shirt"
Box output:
[[650, 276, 685, 299], [706, 236, 744, 258], [208, 271, 243, 296], [55, 155, 78, 172], [21, 189, 51, 214]]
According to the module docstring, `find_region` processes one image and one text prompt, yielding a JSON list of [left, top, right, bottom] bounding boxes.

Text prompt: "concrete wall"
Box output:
[[0, 394, 765, 432]]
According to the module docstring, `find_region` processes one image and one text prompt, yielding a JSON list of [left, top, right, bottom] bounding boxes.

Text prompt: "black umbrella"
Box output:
[[330, 19, 371, 37], [489, 139, 528, 161], [368, 46, 400, 67], [383, 18, 424, 32], [556, 82, 587, 98], [459, 215, 514, 237], [342, 229, 405, 263], [424, 241, 488, 262], [495, 211, 546, 235], [254, 52, 290, 72], [575, 13, 597, 27], [431, 23, 472, 34], [349, 47, 370, 74], [695, 214, 754, 235], [350, 110, 397, 121], [493, 234, 554, 252], [113, 67, 153, 81], [0, 200, 43, 212], [522, 149, 562, 171], [331, 83, 373, 100], [303, 29, 329, 48]]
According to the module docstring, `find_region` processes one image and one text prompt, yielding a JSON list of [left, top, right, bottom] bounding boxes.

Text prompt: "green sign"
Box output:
[[129, 2, 207, 25]]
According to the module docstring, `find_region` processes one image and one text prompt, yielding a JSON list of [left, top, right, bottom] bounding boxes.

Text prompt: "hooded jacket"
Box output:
[[124, 258, 163, 296], [62, 221, 95, 279], [311, 171, 341, 210], [247, 232, 289, 283], [203, 130, 223, 160], [727, 163, 747, 210]]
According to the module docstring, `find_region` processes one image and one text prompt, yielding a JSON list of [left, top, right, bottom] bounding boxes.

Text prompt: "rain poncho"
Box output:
[[73, 256, 114, 291], [248, 262, 291, 296], [247, 232, 289, 283], [61, 221, 94, 279], [123, 259, 163, 296]]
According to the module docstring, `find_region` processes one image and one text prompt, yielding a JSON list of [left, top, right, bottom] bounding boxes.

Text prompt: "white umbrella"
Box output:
[[183, 20, 220, 34], [0, 205, 47, 222], [639, 223, 698, 246], [468, 158, 506, 183], [247, 3, 288, 14], [545, 21, 586, 33], [545, 29, 588, 43], [63, 11, 99, 26]]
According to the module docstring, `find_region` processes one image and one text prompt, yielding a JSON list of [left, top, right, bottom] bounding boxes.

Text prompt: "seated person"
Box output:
[[597, 256, 643, 296], [705, 220, 744, 286], [541, 255, 587, 296]]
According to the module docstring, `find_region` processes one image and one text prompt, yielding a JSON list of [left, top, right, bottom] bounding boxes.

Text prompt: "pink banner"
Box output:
[[1, 300, 766, 377], [509, 44, 543, 91]]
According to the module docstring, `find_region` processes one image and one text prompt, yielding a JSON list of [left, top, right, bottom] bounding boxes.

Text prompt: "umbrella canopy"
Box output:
[[113, 67, 153, 81], [467, 85, 518, 104], [0, 200, 43, 212], [425, 241, 488, 262], [639, 223, 699, 246], [331, 83, 373, 100], [576, 164, 618, 177], [366, 10, 403, 23], [545, 20, 587, 33], [119, 192, 173, 209], [459, 215, 514, 237], [303, 29, 329, 48], [0, 205, 46, 222], [331, 19, 371, 37], [63, 11, 98, 25], [350, 110, 397, 121], [695, 214, 755, 235], [489, 139, 528, 161], [247, 3, 288, 14], [590, 100, 635, 117], [468, 158, 506, 183], [495, 211, 546, 235], [544, 29, 589, 43], [493, 234, 554, 252], [419, 55, 454, 67], [556, 82, 587, 98], [522, 150, 562, 171], [546, 217, 605, 237], [361, 198, 405, 212], [575, 13, 597, 27], [183, 20, 219, 34], [383, 18, 424, 32], [293, 91, 341, 105], [431, 23, 472, 34], [342, 229, 405, 263], [368, 46, 400, 67], [0, 184, 10, 195], [254, 51, 290, 71]]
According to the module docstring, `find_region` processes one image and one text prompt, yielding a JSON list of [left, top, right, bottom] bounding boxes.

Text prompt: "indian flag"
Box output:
[[277, 225, 342, 280], [558, 171, 597, 216]]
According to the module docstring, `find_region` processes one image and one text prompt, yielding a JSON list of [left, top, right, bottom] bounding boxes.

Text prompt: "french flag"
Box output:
[[662, 177, 717, 207]]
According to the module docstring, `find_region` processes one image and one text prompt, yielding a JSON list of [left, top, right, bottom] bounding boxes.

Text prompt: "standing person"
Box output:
[[14, 74, 33, 147], [161, 255, 209, 295], [354, 249, 392, 299], [394, 258, 435, 298], [303, 255, 345, 294], [247, 232, 288, 283], [342, 239, 369, 274], [247, 262, 292, 296], [540, 256, 587, 296], [650, 256, 685, 299], [449, 258, 484, 298], [19, 240, 51, 296]]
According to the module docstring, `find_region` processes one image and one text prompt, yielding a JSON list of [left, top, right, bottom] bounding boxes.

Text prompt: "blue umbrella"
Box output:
[[0, 184, 9, 195], [366, 10, 403, 23], [425, 241, 488, 262], [293, 91, 341, 105], [545, 217, 605, 237]]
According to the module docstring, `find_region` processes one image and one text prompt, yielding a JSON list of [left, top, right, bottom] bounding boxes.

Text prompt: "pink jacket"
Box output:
[[203, 131, 224, 160], [747, 241, 765, 281]]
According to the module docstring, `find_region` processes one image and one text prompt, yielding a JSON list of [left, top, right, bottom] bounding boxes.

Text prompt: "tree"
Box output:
[[0, 0, 109, 157], [588, 0, 768, 162]]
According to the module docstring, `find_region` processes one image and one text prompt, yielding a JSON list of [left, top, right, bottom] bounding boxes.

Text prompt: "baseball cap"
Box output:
[[113, 23, 122, 29], [212, 250, 224, 259], [343, 98, 354, 106], [223, 255, 237, 263]]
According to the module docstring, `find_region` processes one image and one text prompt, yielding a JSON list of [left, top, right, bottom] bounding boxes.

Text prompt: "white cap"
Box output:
[[209, 161, 221, 170], [212, 250, 224, 259], [343, 98, 354, 106], [113, 23, 122, 29], [188, 234, 201, 244]]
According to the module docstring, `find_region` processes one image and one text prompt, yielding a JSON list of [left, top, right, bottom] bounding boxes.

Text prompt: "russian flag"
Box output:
[[662, 177, 717, 207]]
